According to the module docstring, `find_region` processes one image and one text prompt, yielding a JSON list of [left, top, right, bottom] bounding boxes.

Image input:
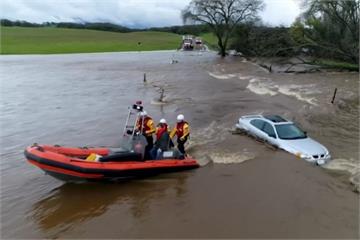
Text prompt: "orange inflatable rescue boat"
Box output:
[[25, 102, 199, 181], [25, 144, 199, 181]]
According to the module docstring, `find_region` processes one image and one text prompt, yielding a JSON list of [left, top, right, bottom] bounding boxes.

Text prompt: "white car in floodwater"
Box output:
[[235, 115, 331, 165]]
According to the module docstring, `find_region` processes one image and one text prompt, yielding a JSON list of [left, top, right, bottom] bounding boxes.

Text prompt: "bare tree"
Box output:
[[182, 0, 264, 57], [294, 0, 359, 64]]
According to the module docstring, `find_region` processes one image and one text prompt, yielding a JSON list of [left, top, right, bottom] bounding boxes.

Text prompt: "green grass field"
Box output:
[[200, 32, 218, 50], [0, 27, 182, 54]]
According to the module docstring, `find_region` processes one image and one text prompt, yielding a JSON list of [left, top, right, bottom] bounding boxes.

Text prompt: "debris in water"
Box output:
[[151, 87, 169, 105], [229, 128, 247, 135], [331, 88, 338, 104], [350, 173, 359, 193]]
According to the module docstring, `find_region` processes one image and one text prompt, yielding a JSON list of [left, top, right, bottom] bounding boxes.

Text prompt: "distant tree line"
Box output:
[[0, 19, 210, 35], [148, 24, 210, 36], [55, 22, 133, 33], [1, 19, 136, 32], [1, 19, 42, 27]]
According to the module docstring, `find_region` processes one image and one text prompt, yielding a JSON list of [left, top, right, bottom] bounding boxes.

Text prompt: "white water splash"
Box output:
[[322, 158, 360, 191], [237, 73, 252, 80], [208, 72, 320, 106], [187, 121, 256, 165], [238, 75, 252, 80], [246, 78, 319, 106], [246, 78, 278, 96], [208, 72, 237, 80], [188, 121, 228, 147], [322, 158, 359, 174], [277, 84, 318, 106], [209, 151, 255, 164]]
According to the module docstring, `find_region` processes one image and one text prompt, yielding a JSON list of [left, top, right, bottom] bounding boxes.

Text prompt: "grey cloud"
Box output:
[[0, 0, 300, 28], [261, 0, 301, 26]]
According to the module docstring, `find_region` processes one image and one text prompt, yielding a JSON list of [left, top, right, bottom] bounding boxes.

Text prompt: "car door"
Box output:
[[249, 119, 268, 140], [262, 122, 278, 146]]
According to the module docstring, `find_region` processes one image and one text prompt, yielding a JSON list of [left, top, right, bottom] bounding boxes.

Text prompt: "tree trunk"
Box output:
[[220, 46, 227, 57], [218, 39, 227, 57]]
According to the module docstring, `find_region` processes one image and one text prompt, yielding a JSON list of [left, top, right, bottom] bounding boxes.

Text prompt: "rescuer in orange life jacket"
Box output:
[[150, 118, 173, 159], [136, 111, 156, 159], [170, 114, 190, 155]]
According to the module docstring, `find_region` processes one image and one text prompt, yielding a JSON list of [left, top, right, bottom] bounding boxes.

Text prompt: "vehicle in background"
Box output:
[[181, 35, 206, 51], [183, 39, 194, 50], [182, 35, 194, 50], [235, 114, 331, 165]]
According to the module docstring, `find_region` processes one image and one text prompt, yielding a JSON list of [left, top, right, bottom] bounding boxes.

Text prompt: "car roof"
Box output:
[[241, 114, 293, 125], [264, 115, 288, 123]]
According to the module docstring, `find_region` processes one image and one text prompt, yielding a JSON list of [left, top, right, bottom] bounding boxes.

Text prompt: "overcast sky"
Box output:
[[0, 0, 301, 28]]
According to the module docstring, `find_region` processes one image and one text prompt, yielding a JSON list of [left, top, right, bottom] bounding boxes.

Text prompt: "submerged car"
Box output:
[[235, 115, 331, 165]]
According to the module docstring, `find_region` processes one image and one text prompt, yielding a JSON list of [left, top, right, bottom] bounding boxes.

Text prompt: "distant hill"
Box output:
[[1, 27, 182, 54]]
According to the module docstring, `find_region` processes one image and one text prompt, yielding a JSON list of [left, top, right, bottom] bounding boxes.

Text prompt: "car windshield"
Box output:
[[275, 124, 307, 140]]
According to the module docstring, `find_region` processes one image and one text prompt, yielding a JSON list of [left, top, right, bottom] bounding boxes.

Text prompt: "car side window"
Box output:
[[263, 122, 276, 138], [250, 119, 265, 130]]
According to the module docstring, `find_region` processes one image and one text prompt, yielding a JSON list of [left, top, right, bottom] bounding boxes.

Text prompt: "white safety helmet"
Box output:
[[177, 114, 184, 122], [159, 118, 167, 124], [140, 111, 147, 116]]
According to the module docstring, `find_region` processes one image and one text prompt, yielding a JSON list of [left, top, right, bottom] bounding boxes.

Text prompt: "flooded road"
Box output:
[[0, 51, 359, 238]]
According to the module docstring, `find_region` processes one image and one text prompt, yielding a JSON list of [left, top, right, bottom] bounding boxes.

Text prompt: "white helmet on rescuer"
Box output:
[[177, 114, 184, 122], [140, 111, 147, 116], [159, 118, 167, 124]]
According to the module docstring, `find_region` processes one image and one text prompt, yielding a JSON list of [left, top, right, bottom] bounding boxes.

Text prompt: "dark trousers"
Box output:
[[177, 136, 188, 155], [144, 135, 153, 160]]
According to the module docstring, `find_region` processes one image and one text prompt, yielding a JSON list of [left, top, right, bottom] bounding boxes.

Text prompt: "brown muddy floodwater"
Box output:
[[0, 51, 359, 238]]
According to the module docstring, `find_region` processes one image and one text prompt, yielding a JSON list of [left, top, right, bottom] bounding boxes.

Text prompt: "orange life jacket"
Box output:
[[156, 124, 168, 140], [175, 121, 189, 138], [137, 116, 154, 134]]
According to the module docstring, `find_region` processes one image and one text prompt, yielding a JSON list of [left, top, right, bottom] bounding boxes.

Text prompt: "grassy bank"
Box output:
[[0, 27, 182, 54], [313, 59, 359, 72], [200, 32, 218, 50]]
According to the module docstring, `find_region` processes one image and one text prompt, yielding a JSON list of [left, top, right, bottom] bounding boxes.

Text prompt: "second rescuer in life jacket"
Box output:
[[150, 118, 173, 159], [170, 114, 190, 155], [136, 111, 156, 159]]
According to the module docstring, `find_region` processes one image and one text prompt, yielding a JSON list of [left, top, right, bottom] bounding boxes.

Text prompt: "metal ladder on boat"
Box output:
[[122, 101, 145, 139]]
